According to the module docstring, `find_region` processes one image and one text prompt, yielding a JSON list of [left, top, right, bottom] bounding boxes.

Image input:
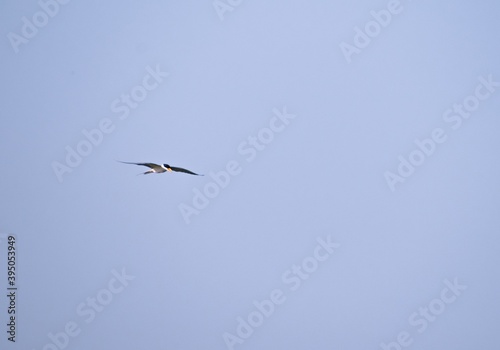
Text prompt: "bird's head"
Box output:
[[163, 164, 171, 170]]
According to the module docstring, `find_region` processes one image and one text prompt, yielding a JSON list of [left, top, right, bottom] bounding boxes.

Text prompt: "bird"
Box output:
[[118, 161, 203, 176]]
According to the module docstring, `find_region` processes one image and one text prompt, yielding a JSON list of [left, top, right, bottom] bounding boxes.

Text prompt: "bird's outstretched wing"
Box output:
[[170, 166, 202, 176], [118, 161, 158, 168]]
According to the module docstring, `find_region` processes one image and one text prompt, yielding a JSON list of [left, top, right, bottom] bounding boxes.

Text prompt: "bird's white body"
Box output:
[[145, 164, 171, 174]]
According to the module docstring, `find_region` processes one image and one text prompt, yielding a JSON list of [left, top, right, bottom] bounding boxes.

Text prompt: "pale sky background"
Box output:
[[1, 1, 500, 349]]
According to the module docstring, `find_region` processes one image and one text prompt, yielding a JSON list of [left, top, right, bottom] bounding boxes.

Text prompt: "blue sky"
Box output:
[[1, 0, 500, 349]]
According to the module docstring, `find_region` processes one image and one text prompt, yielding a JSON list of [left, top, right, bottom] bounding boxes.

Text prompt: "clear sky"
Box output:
[[1, 0, 499, 349]]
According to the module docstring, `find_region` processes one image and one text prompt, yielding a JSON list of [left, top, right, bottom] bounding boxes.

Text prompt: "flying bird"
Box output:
[[118, 161, 203, 176]]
